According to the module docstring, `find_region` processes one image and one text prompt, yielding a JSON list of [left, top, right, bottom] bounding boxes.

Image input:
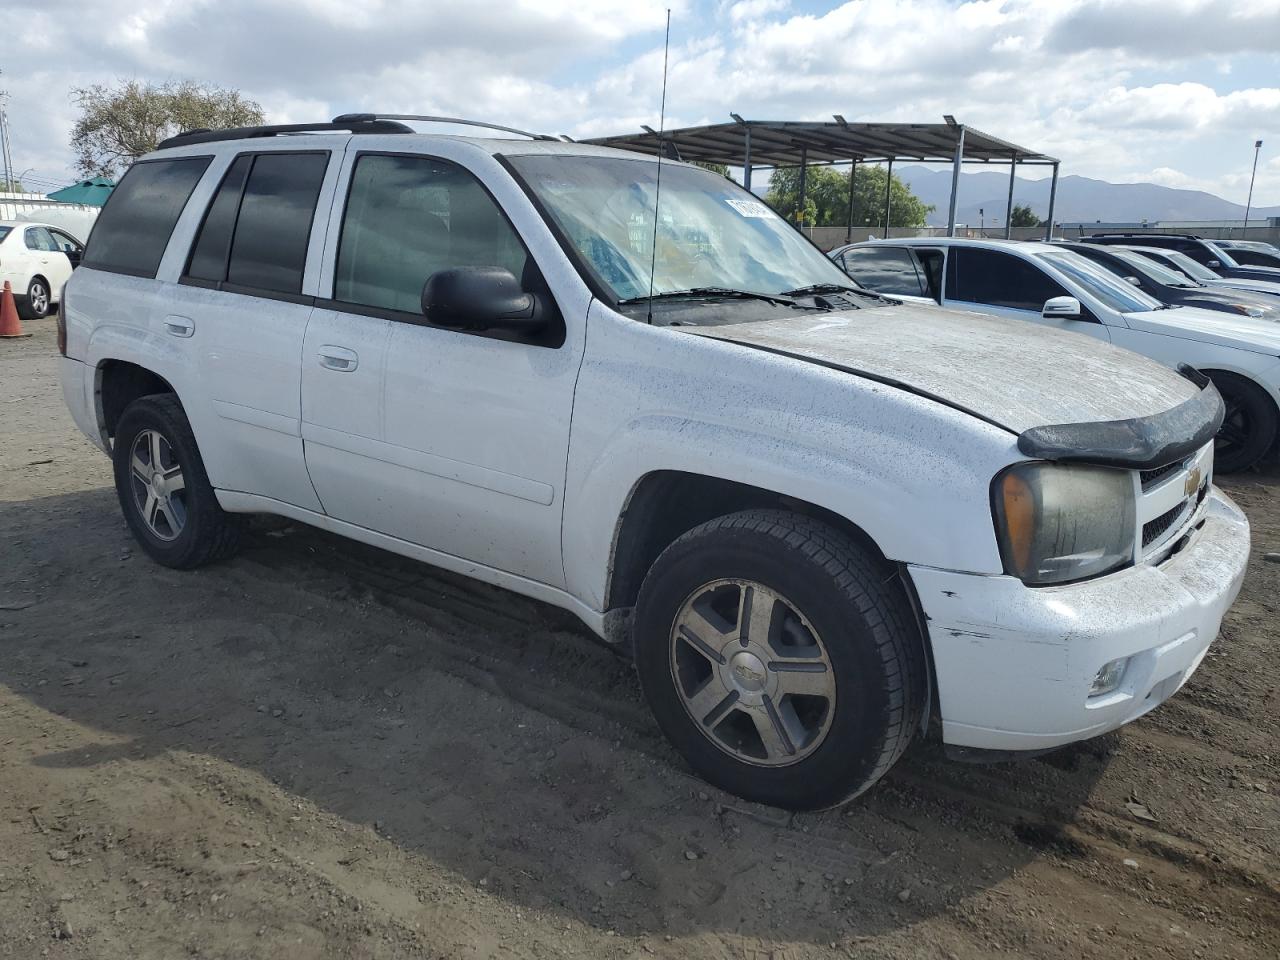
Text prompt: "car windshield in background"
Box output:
[[1106, 248, 1198, 287], [1039, 250, 1165, 313], [1133, 248, 1220, 283], [1204, 241, 1240, 268], [506, 155, 854, 305], [0, 226, 10, 243]]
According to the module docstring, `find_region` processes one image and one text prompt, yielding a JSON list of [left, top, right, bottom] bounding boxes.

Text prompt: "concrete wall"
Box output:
[[0, 194, 101, 242]]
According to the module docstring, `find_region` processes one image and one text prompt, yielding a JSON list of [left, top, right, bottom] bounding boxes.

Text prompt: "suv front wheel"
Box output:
[[635, 510, 926, 810], [112, 394, 243, 568]]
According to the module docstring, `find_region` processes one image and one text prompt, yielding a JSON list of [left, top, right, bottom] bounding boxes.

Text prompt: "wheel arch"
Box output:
[[96, 359, 178, 445]]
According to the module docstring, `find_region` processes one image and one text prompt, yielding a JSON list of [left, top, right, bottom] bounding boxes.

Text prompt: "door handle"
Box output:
[[318, 346, 358, 372], [164, 315, 195, 338]]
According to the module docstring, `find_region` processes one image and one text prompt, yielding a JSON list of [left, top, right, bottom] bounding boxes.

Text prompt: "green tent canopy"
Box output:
[[46, 177, 115, 206]]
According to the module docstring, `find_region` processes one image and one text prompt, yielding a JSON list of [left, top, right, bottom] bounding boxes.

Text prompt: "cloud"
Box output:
[[0, 0, 1276, 207]]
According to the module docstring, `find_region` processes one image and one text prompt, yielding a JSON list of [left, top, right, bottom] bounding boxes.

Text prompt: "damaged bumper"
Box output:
[[910, 487, 1250, 752]]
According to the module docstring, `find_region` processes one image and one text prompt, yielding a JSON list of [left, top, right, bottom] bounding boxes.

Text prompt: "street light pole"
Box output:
[[1242, 140, 1263, 238]]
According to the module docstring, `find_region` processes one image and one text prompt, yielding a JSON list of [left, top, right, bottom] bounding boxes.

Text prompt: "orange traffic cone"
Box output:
[[0, 281, 30, 339]]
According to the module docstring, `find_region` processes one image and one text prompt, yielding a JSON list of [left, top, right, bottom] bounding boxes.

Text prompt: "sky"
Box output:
[[1, 0, 1277, 206]]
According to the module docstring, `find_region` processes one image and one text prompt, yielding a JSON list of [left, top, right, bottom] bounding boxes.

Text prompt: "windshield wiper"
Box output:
[[780, 282, 897, 304], [618, 287, 804, 307]]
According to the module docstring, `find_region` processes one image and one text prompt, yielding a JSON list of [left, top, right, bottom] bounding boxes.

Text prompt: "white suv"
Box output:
[[59, 116, 1250, 809], [0, 220, 83, 319]]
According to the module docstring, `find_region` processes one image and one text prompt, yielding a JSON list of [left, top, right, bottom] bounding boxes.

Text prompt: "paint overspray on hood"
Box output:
[[685, 302, 1201, 434]]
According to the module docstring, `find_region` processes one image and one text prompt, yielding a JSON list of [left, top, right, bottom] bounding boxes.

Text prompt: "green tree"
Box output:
[[70, 80, 264, 177], [765, 164, 932, 230], [1009, 202, 1042, 228], [693, 161, 730, 177]]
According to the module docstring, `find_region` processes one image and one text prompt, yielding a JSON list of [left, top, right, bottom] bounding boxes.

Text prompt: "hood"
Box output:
[[1124, 305, 1280, 356], [1207, 277, 1280, 298], [686, 302, 1199, 433]]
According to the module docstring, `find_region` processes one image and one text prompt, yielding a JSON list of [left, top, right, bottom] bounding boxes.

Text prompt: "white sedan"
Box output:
[[0, 220, 84, 320], [832, 237, 1280, 472]]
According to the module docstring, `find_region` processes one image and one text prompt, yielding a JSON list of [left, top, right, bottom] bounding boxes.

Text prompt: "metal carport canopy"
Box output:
[[582, 118, 1060, 240]]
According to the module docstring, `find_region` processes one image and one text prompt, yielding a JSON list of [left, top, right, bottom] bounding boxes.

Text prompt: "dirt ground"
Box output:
[[2, 317, 1278, 960]]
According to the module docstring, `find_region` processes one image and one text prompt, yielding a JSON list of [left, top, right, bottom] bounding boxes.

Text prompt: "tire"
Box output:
[[634, 509, 926, 811], [18, 277, 50, 320], [112, 394, 243, 568], [1208, 370, 1277, 473]]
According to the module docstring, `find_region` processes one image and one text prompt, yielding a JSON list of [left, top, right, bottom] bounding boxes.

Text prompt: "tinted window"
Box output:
[[946, 247, 1068, 311], [0, 227, 10, 243], [25, 227, 57, 252], [839, 247, 926, 296], [1228, 249, 1280, 268], [185, 155, 252, 282], [82, 157, 212, 277], [335, 153, 530, 313], [226, 153, 329, 294]]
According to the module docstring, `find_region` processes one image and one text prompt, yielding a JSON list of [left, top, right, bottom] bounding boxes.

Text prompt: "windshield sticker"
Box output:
[[725, 198, 774, 219]]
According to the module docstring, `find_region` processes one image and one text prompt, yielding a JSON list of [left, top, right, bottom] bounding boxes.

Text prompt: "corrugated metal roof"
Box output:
[[583, 120, 1055, 167]]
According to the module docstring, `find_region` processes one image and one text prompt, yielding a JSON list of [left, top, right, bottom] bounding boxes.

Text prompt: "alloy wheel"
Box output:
[[669, 579, 836, 767], [128, 429, 187, 541]]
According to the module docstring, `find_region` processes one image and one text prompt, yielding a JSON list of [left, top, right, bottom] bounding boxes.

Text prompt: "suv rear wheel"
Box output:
[[112, 394, 243, 568], [634, 510, 925, 810], [1208, 370, 1277, 473]]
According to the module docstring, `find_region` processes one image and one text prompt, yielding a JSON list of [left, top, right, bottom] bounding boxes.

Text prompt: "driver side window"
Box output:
[[334, 154, 530, 314], [945, 247, 1068, 311]]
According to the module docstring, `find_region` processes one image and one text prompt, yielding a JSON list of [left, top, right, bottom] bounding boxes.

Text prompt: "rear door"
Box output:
[[300, 146, 586, 587], [942, 246, 1111, 342], [173, 147, 341, 510], [25, 226, 74, 301]]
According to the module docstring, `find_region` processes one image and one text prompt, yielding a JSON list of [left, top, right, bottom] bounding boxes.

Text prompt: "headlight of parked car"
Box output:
[[991, 462, 1136, 585]]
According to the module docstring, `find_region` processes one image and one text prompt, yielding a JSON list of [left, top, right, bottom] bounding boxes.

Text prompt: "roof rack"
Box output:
[[157, 118, 413, 150], [332, 113, 559, 141]]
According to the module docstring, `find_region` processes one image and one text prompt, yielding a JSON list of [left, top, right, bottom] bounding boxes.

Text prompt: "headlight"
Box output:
[[991, 462, 1136, 585]]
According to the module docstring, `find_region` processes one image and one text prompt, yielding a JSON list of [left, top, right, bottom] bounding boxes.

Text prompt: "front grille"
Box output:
[[1140, 461, 1182, 488], [1143, 502, 1187, 547]]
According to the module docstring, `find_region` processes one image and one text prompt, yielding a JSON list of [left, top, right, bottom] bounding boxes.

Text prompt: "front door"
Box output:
[[942, 246, 1112, 342], [301, 149, 585, 588]]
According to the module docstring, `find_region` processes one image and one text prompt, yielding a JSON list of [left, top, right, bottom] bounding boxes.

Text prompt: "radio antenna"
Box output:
[[646, 8, 672, 325]]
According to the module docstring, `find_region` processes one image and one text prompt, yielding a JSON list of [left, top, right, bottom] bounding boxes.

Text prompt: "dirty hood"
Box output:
[[688, 302, 1200, 433]]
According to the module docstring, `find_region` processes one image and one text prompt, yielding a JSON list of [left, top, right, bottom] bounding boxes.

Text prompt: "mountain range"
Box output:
[[891, 164, 1280, 228]]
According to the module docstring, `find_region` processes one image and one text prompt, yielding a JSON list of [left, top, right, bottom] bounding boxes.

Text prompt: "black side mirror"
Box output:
[[421, 266, 547, 334]]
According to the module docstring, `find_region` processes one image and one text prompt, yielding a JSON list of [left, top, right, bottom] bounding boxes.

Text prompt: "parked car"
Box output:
[[1215, 239, 1280, 269], [1081, 233, 1280, 284], [1119, 245, 1280, 300], [59, 118, 1249, 810], [0, 219, 84, 319], [833, 238, 1280, 472], [1056, 241, 1280, 318]]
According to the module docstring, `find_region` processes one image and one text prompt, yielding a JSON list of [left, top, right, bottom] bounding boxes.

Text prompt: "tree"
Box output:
[[1009, 202, 1042, 228], [693, 161, 730, 177], [765, 164, 932, 230], [70, 80, 264, 177]]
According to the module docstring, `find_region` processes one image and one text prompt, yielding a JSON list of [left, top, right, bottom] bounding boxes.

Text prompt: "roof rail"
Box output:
[[156, 118, 413, 150], [332, 113, 559, 141]]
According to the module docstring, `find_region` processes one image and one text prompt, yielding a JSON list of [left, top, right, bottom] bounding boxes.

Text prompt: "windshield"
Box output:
[[1039, 250, 1165, 313], [1203, 240, 1239, 268], [1104, 248, 1197, 287], [0, 226, 10, 243], [1133, 248, 1218, 282], [506, 154, 853, 303]]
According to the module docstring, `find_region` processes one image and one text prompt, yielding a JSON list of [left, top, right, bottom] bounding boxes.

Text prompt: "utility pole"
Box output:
[[0, 71, 13, 193], [1242, 140, 1263, 238]]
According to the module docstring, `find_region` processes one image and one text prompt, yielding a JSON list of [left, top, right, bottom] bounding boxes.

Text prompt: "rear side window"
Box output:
[[25, 227, 57, 252], [82, 157, 212, 277], [183, 152, 329, 295], [838, 247, 926, 297], [945, 247, 1068, 311]]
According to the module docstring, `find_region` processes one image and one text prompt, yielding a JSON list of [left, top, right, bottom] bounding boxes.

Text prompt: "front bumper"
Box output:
[[910, 487, 1250, 752]]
